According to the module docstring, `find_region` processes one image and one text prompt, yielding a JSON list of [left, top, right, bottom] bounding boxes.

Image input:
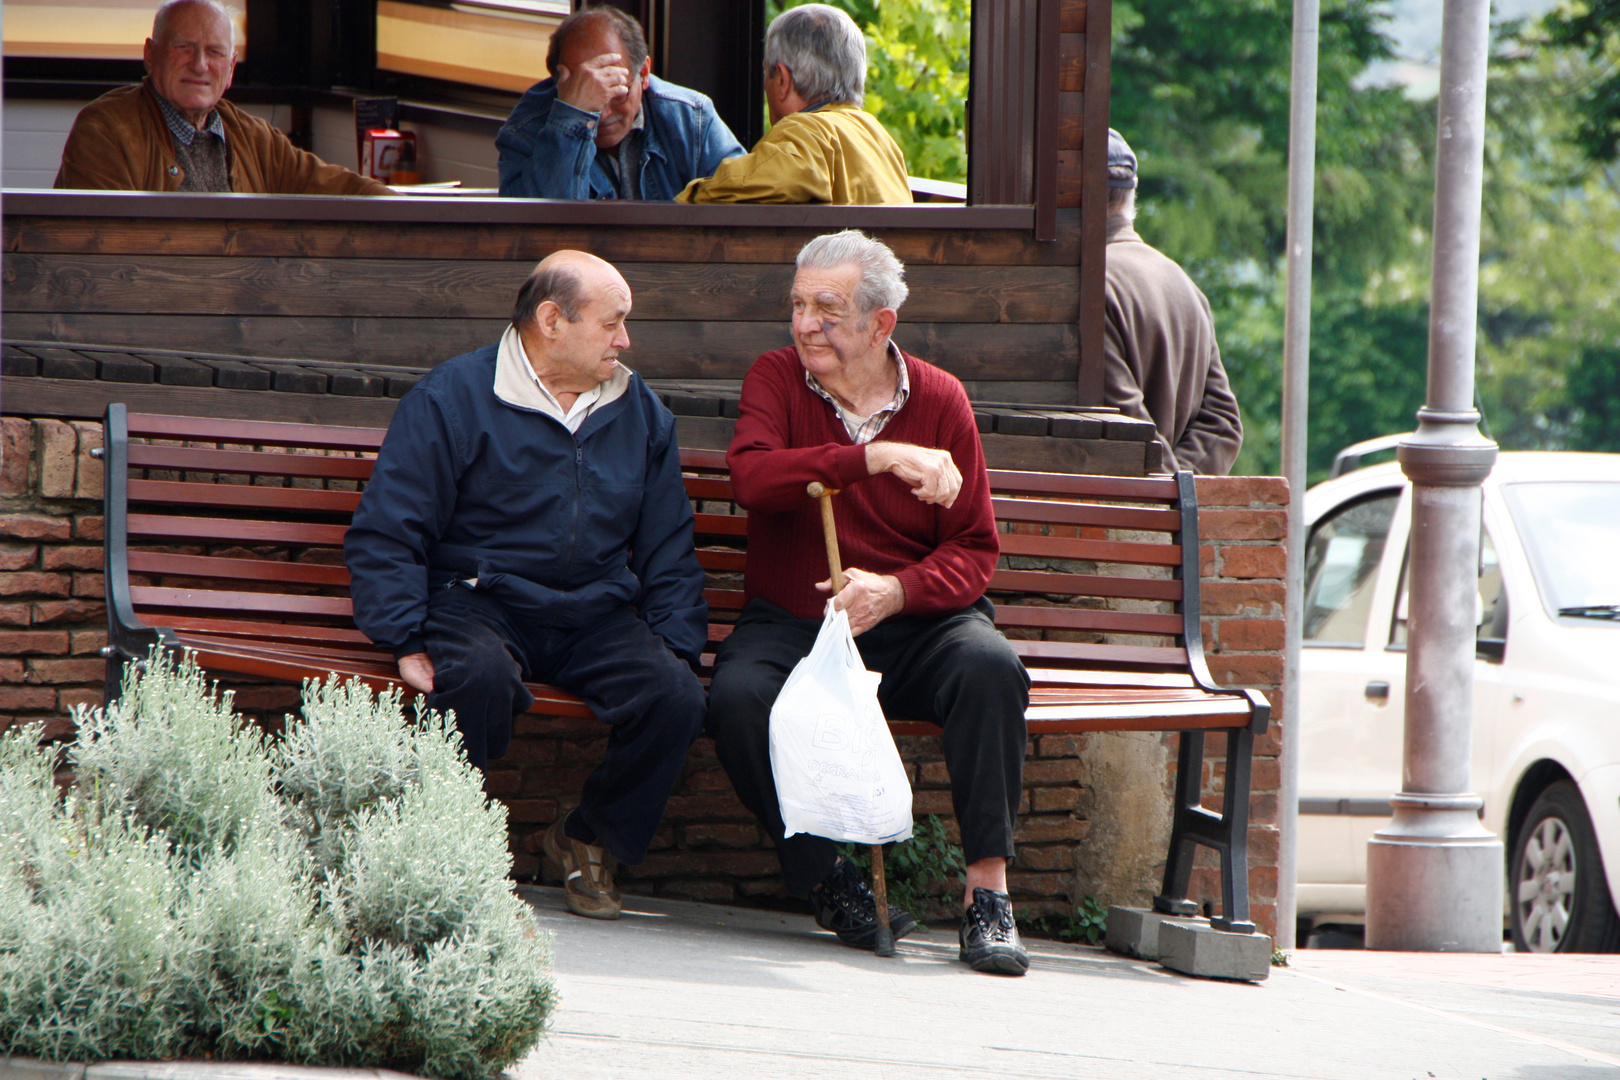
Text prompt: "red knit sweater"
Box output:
[[727, 347, 1000, 620]]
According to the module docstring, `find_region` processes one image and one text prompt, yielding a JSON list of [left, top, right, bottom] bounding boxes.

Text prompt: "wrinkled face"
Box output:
[[550, 267, 633, 388], [560, 25, 652, 150], [144, 4, 236, 122], [790, 263, 875, 379]]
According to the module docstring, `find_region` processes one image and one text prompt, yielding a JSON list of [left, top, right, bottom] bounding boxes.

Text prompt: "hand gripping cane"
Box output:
[[807, 481, 896, 958]]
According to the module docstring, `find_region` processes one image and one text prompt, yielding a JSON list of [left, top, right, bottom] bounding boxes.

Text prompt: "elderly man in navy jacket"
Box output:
[[345, 251, 707, 921]]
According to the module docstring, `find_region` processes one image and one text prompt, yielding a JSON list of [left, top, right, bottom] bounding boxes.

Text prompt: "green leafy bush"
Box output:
[[839, 813, 966, 922], [0, 653, 554, 1079]]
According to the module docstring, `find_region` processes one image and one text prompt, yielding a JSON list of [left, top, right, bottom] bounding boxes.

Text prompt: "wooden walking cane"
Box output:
[[807, 481, 897, 958]]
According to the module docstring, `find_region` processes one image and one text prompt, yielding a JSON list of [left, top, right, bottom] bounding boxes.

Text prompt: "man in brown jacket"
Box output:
[[55, 0, 389, 196], [1103, 129, 1243, 474]]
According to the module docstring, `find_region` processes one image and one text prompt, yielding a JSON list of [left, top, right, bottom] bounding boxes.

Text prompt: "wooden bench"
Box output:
[[100, 403, 1270, 933]]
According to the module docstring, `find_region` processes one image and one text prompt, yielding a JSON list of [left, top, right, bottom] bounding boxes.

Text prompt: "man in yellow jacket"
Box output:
[[677, 5, 910, 205], [55, 0, 389, 196]]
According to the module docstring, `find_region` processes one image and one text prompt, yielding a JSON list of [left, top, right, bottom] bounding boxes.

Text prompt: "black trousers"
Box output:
[[706, 597, 1030, 895], [421, 585, 706, 866]]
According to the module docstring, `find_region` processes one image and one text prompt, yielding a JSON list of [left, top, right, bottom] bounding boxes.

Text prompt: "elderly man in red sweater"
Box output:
[[706, 230, 1032, 975]]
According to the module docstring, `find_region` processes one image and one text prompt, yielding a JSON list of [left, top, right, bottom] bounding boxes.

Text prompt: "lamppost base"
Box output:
[[1365, 832, 1504, 952]]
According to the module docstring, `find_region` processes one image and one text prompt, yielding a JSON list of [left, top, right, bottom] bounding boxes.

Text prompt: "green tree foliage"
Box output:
[[1542, 0, 1620, 163], [0, 654, 554, 1079], [768, 0, 970, 181]]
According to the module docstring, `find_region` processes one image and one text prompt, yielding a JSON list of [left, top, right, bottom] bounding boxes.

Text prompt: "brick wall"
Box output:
[[0, 418, 1287, 936]]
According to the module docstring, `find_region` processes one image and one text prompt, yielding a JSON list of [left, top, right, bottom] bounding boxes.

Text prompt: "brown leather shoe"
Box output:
[[543, 815, 622, 920]]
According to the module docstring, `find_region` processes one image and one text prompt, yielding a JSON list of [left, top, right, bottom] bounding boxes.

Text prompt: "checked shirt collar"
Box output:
[[804, 340, 910, 445], [153, 88, 226, 147]]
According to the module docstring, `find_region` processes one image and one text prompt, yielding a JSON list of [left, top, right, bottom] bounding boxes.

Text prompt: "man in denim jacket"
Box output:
[[497, 7, 742, 200]]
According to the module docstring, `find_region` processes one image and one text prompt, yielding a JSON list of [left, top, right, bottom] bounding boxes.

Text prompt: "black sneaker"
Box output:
[[959, 887, 1029, 975], [811, 858, 919, 950]]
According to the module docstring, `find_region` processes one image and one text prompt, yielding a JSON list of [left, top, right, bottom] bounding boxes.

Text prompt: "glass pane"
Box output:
[[1502, 481, 1620, 616], [1303, 492, 1399, 645], [3, 0, 247, 60], [377, 0, 567, 94]]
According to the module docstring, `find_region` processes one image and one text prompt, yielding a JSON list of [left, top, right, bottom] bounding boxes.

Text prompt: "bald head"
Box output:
[[511, 250, 627, 329], [154, 0, 236, 49], [512, 251, 633, 394]]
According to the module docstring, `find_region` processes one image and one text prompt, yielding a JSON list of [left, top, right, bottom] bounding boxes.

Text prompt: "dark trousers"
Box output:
[[706, 597, 1030, 895], [421, 585, 706, 866]]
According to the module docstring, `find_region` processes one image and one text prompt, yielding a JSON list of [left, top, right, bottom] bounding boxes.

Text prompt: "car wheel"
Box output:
[[1510, 781, 1620, 953]]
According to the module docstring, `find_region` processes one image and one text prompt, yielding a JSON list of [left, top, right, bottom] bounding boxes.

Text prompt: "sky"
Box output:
[[1367, 0, 1564, 96]]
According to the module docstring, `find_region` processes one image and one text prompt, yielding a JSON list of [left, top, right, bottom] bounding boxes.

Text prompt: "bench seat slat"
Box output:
[[128, 513, 348, 546], [128, 412, 386, 451], [696, 548, 746, 572], [693, 513, 748, 536], [1009, 639, 1189, 666], [128, 444, 377, 480], [128, 551, 352, 586], [129, 479, 363, 514], [132, 585, 354, 618], [997, 533, 1182, 565], [683, 477, 735, 500], [149, 613, 375, 644]]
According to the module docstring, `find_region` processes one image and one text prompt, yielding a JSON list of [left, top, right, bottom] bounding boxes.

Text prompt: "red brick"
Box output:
[[482, 769, 524, 798], [36, 420, 77, 500], [71, 573, 105, 598], [682, 823, 761, 848], [75, 516, 104, 541], [0, 660, 25, 682], [910, 790, 954, 815], [0, 545, 38, 572], [917, 761, 951, 787], [229, 685, 301, 711], [0, 603, 30, 627], [664, 793, 752, 819], [1255, 727, 1283, 758], [1199, 508, 1286, 541], [1021, 758, 1084, 784], [1216, 618, 1285, 652], [1250, 903, 1277, 939], [1248, 864, 1278, 902], [1249, 793, 1278, 826], [27, 658, 105, 684], [681, 768, 734, 792], [71, 422, 104, 500], [502, 798, 559, 824], [1208, 654, 1283, 687], [36, 716, 79, 741], [1032, 787, 1081, 812], [0, 515, 72, 542], [42, 547, 102, 571], [1015, 844, 1075, 870], [738, 878, 791, 899], [70, 629, 107, 655], [32, 599, 105, 625], [1, 419, 31, 496], [1201, 581, 1285, 617], [0, 572, 71, 598], [633, 850, 780, 877], [1035, 734, 1089, 757], [57, 688, 103, 713], [1198, 545, 1216, 578], [1196, 476, 1290, 507], [1218, 545, 1286, 580], [0, 630, 69, 655], [1014, 816, 1090, 843], [1250, 758, 1281, 794], [1248, 826, 1280, 863], [0, 686, 57, 710]]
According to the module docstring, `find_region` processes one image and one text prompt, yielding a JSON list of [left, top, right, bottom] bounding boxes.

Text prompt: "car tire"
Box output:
[[1510, 781, 1620, 953]]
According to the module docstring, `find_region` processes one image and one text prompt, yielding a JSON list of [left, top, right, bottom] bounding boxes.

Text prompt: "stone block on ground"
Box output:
[[1156, 920, 1272, 982], [1105, 905, 1209, 960]]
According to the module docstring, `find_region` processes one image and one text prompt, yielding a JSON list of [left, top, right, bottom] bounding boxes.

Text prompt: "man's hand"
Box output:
[[865, 441, 962, 508], [817, 567, 905, 636], [554, 52, 632, 116], [398, 652, 435, 694]]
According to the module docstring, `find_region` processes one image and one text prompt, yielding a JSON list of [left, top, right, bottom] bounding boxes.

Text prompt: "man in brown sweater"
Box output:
[[1103, 129, 1243, 474], [55, 0, 389, 196]]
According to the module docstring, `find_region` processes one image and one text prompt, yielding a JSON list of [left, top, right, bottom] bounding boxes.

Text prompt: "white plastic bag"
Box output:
[[768, 601, 914, 845]]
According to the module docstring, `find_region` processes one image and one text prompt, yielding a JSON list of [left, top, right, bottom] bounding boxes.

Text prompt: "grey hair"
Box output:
[[512, 262, 586, 327], [796, 230, 907, 322], [153, 0, 238, 49], [764, 5, 866, 107], [1106, 168, 1137, 222]]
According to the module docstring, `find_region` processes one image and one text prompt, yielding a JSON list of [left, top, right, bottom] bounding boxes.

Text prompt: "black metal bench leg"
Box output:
[[1210, 726, 1255, 934], [1154, 730, 1205, 918]]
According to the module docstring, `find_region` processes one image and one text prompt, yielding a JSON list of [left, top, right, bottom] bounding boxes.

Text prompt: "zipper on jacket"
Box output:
[[563, 441, 583, 572]]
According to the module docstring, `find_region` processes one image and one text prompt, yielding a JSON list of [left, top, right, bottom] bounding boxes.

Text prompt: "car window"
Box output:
[[1391, 528, 1502, 648], [1303, 491, 1399, 645], [1502, 480, 1620, 617]]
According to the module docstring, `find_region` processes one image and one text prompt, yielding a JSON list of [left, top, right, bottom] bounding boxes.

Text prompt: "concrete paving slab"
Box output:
[[513, 886, 1620, 1079]]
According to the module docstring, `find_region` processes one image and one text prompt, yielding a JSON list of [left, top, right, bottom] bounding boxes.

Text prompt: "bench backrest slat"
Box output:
[[129, 479, 364, 514], [127, 551, 352, 586], [128, 444, 377, 480]]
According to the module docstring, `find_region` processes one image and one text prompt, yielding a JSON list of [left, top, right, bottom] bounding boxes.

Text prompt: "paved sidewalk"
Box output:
[[514, 886, 1620, 1080]]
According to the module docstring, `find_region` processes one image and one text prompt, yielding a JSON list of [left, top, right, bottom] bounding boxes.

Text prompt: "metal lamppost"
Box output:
[[1364, 0, 1502, 952]]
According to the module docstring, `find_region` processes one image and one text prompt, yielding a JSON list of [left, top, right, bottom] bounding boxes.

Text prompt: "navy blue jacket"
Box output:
[[496, 74, 743, 200], [345, 345, 708, 664]]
